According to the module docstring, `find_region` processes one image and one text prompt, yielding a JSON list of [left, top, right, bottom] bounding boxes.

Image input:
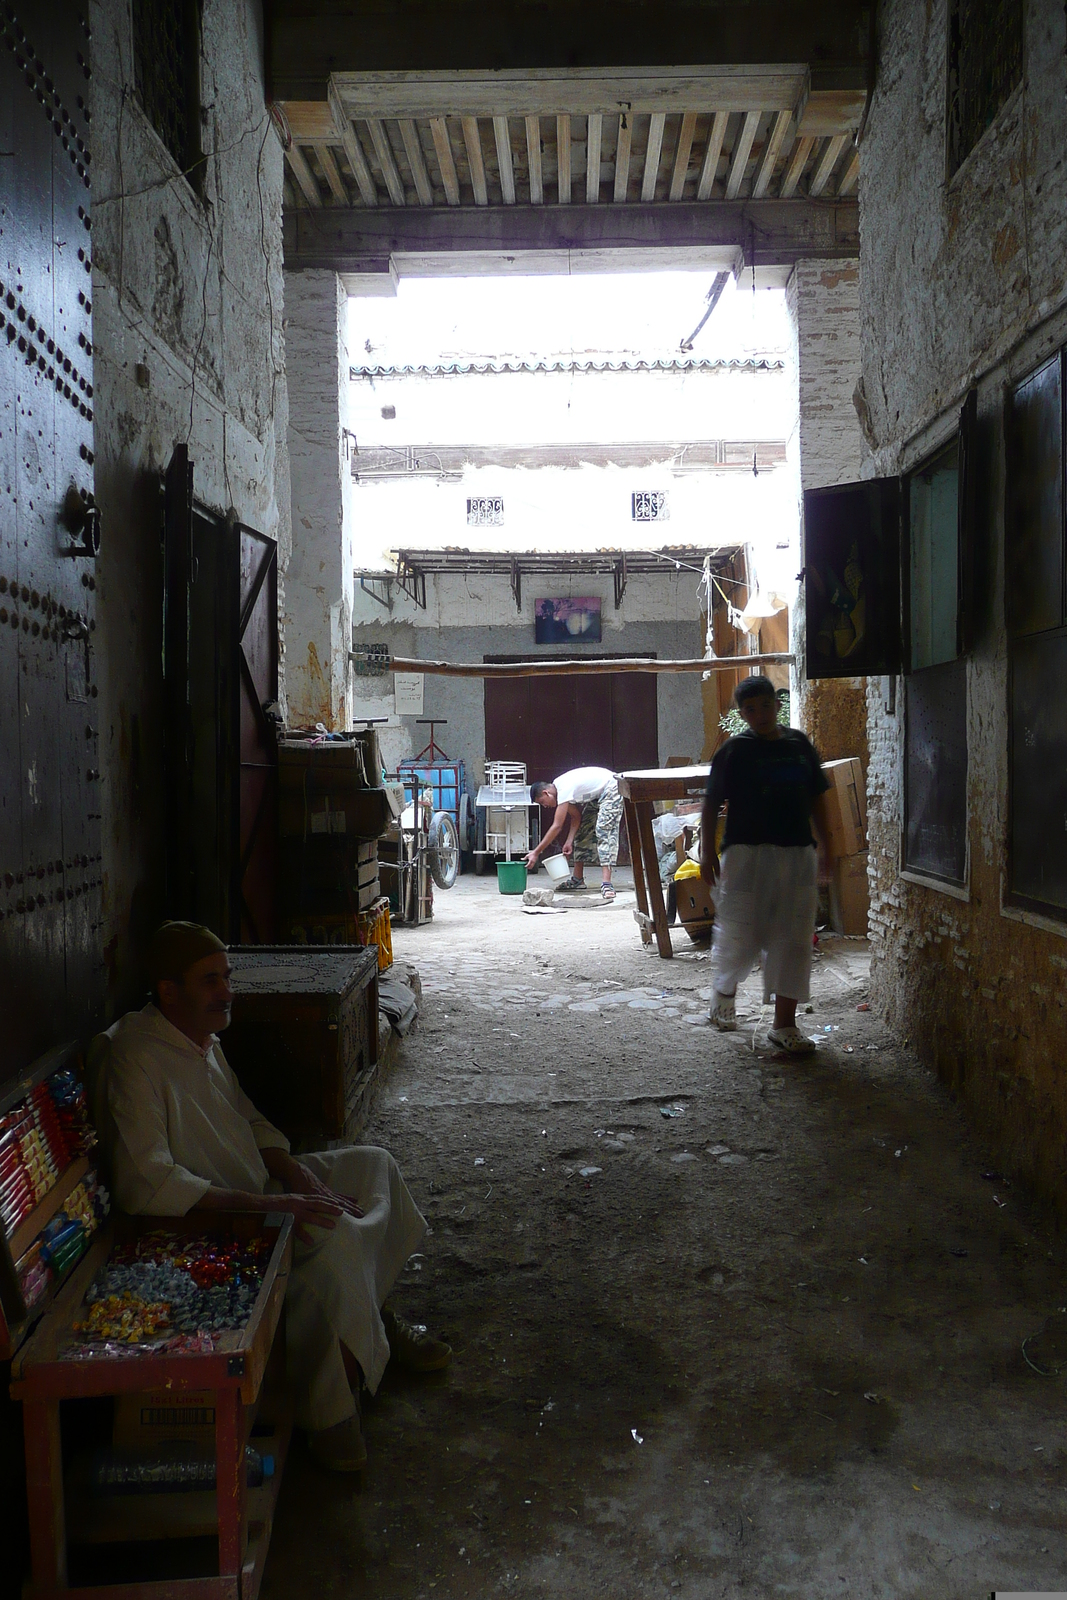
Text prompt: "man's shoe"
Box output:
[[382, 1307, 452, 1372], [709, 991, 737, 1031], [309, 1412, 367, 1472], [558, 876, 588, 891], [767, 1025, 816, 1056]]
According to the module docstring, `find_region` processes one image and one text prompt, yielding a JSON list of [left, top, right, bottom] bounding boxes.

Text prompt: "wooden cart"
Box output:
[[10, 1210, 293, 1600], [617, 765, 711, 959]]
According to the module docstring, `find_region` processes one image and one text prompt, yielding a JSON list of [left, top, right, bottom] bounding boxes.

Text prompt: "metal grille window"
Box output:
[[632, 490, 669, 522], [946, 0, 1023, 177], [132, 0, 202, 187], [467, 496, 504, 527]]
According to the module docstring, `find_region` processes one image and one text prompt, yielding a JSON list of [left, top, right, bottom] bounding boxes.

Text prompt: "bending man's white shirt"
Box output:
[[98, 1003, 426, 1431]]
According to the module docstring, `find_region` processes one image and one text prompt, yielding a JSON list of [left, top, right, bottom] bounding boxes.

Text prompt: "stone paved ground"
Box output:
[[263, 872, 1067, 1600]]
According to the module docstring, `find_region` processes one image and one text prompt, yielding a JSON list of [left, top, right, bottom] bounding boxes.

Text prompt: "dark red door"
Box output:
[[483, 668, 658, 782]]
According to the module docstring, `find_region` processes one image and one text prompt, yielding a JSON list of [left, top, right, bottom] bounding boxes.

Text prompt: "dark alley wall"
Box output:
[[861, 0, 1067, 1209]]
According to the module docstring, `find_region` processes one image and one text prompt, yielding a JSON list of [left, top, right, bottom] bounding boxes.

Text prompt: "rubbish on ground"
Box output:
[[578, 1166, 602, 1178], [474, 1157, 485, 1166], [981, 1171, 1009, 1184], [857, 1002, 871, 1011], [660, 1104, 685, 1118], [863, 1391, 880, 1403], [631, 1428, 643, 1444], [844, 1045, 854, 1053], [993, 1194, 1008, 1207], [950, 1247, 968, 1258]]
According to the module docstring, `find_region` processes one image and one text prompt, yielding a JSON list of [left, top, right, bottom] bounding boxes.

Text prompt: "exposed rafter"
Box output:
[[526, 115, 543, 204], [586, 111, 602, 203], [493, 116, 515, 204], [614, 111, 632, 201], [557, 113, 571, 203], [430, 117, 461, 205], [366, 117, 406, 205], [399, 119, 434, 205], [642, 111, 666, 202]]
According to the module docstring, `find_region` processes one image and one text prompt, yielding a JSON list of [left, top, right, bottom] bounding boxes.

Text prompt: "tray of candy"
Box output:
[[11, 1211, 293, 1404]]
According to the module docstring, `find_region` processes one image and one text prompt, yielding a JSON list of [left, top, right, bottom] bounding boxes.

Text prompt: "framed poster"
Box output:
[[535, 597, 602, 644]]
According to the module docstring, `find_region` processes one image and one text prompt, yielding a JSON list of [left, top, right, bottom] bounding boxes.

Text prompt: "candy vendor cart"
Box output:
[[10, 1210, 293, 1600]]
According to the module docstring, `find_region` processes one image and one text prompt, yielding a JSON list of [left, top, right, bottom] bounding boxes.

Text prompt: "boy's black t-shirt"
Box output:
[[706, 728, 829, 849]]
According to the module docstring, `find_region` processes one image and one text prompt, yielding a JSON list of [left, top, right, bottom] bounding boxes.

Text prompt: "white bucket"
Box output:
[[543, 854, 571, 882]]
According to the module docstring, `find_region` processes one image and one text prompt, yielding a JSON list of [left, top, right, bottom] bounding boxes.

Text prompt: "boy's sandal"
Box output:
[[600, 882, 616, 902], [767, 1025, 816, 1056]]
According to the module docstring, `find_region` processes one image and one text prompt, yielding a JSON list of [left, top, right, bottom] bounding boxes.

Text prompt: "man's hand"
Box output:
[[275, 1193, 343, 1245], [524, 849, 539, 869], [700, 851, 720, 887], [562, 839, 573, 858], [263, 1148, 364, 1227]]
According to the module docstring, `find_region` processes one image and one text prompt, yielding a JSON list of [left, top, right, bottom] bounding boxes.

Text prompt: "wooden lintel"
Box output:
[[385, 652, 793, 678]]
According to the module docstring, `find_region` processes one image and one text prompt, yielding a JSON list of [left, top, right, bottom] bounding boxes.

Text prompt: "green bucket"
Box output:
[[496, 860, 527, 895]]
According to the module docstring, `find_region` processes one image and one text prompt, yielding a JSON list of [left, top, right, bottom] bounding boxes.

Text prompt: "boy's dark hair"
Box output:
[[530, 780, 550, 800], [734, 674, 779, 707]]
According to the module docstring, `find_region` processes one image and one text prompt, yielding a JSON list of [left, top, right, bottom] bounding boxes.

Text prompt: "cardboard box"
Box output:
[[113, 1389, 216, 1450], [829, 851, 869, 936], [674, 873, 715, 933], [822, 758, 867, 859]]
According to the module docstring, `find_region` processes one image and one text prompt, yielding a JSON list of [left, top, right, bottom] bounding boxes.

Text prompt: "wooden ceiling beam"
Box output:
[[493, 116, 516, 204], [462, 115, 489, 205], [314, 143, 348, 203], [837, 146, 860, 195], [586, 111, 602, 202], [399, 118, 434, 205], [669, 110, 698, 201], [751, 109, 791, 199], [614, 111, 632, 201], [366, 118, 406, 205], [557, 113, 571, 203], [724, 110, 760, 200], [327, 81, 379, 205], [430, 118, 461, 205], [779, 133, 814, 197], [696, 110, 729, 200], [526, 115, 544, 203], [809, 132, 848, 196], [641, 111, 666, 203], [285, 144, 322, 207]]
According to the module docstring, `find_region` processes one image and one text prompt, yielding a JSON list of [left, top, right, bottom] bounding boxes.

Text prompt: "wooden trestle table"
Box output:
[[617, 765, 711, 959]]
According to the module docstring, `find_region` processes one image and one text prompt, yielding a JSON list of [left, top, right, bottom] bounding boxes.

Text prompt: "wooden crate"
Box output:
[[10, 1210, 293, 1600], [223, 946, 379, 1151]]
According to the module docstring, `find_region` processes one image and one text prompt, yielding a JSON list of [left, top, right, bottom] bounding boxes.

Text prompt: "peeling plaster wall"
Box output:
[[862, 0, 1067, 1208], [786, 260, 869, 769], [351, 569, 705, 782], [284, 269, 353, 730], [90, 0, 288, 1013]]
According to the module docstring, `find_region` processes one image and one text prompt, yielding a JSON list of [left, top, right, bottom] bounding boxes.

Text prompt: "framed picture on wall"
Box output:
[[535, 597, 602, 644]]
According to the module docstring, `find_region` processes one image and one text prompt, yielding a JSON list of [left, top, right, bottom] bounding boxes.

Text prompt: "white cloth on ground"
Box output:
[[96, 1005, 426, 1432], [710, 843, 818, 1003], [553, 766, 615, 805]]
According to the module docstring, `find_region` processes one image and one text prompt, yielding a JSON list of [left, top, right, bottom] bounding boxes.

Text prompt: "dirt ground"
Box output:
[[262, 871, 1067, 1600]]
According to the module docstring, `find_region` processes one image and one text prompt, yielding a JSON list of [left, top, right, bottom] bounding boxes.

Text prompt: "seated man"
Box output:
[[525, 766, 623, 902], [96, 921, 449, 1473]]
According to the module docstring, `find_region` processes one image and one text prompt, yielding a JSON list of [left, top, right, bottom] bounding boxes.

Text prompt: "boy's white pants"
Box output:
[[711, 843, 818, 1003]]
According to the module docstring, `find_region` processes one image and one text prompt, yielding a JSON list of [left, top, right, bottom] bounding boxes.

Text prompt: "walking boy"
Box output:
[[700, 677, 830, 1054]]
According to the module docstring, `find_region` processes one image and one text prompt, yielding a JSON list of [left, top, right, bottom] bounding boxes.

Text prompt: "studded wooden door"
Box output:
[[0, 4, 102, 1080]]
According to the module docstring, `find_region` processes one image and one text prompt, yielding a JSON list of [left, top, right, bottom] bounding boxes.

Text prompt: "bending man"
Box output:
[[526, 765, 623, 902], [95, 921, 449, 1473]]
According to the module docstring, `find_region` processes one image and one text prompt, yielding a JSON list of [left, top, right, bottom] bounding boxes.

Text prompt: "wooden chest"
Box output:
[[223, 947, 379, 1152]]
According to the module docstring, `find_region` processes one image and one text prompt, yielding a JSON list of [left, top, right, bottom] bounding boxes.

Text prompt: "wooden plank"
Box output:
[[327, 82, 378, 206], [328, 65, 814, 120], [215, 1386, 246, 1578], [696, 109, 729, 200], [641, 111, 666, 202], [779, 133, 814, 197], [388, 652, 791, 678], [751, 109, 792, 199], [366, 118, 406, 205], [556, 114, 571, 203], [26, 1580, 236, 1600], [461, 115, 488, 205], [613, 111, 632, 201], [275, 101, 337, 142], [617, 765, 710, 804], [24, 1398, 66, 1589], [525, 115, 543, 204], [9, 1154, 89, 1263], [724, 109, 760, 200], [669, 110, 697, 200], [399, 119, 434, 205], [430, 117, 461, 205], [585, 111, 602, 202], [636, 802, 673, 957], [809, 132, 849, 196], [314, 144, 348, 203], [624, 799, 653, 946], [493, 116, 515, 204], [284, 144, 321, 207], [837, 146, 860, 195]]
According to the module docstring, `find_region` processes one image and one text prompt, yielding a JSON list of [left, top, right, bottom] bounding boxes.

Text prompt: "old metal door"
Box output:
[[483, 666, 659, 781], [0, 3, 101, 1079]]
